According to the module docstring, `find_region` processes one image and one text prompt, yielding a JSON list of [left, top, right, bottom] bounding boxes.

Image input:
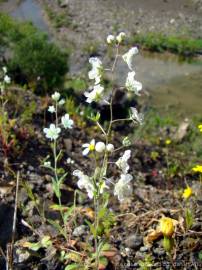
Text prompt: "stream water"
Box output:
[[2, 0, 202, 117]]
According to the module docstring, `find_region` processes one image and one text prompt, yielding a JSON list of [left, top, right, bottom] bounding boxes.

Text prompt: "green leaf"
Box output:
[[99, 256, 108, 267], [85, 220, 96, 238], [47, 219, 65, 238], [88, 111, 100, 122], [49, 204, 68, 211], [64, 264, 80, 270], [56, 150, 63, 162], [185, 208, 194, 230], [41, 235, 52, 248], [64, 206, 74, 223], [198, 251, 202, 261], [23, 241, 42, 251], [52, 180, 61, 198], [98, 207, 107, 219]]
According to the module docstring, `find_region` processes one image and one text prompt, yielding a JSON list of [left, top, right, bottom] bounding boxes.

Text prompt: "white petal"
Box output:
[[82, 148, 89, 156]]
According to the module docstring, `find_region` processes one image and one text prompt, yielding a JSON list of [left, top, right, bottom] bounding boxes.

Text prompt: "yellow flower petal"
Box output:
[[192, 165, 202, 173], [182, 186, 193, 200], [159, 217, 174, 237]]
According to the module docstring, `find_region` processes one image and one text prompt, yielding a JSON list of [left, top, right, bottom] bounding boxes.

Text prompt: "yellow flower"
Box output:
[[159, 217, 174, 237], [198, 124, 202, 132], [192, 165, 202, 173], [165, 139, 171, 145], [182, 186, 193, 199]]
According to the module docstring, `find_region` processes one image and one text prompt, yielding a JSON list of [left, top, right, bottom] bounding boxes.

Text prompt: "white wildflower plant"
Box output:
[[43, 33, 144, 269], [43, 91, 74, 238], [0, 66, 11, 93]]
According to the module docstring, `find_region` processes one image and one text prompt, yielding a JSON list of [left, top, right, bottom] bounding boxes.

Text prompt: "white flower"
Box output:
[[73, 170, 94, 199], [106, 143, 114, 152], [2, 66, 7, 73], [84, 84, 104, 103], [130, 107, 144, 124], [4, 75, 11, 84], [58, 99, 65, 106], [95, 142, 106, 153], [107, 34, 115, 44], [43, 124, 61, 140], [88, 57, 103, 85], [122, 47, 139, 70], [61, 113, 74, 129], [125, 71, 142, 95], [51, 91, 61, 101], [67, 157, 74, 164], [44, 161, 51, 167], [82, 139, 95, 156], [116, 32, 126, 43], [116, 150, 131, 174], [48, 106, 55, 113], [114, 173, 133, 201]]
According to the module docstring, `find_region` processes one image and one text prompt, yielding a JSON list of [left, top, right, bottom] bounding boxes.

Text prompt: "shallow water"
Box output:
[[116, 52, 202, 116], [2, 0, 202, 117]]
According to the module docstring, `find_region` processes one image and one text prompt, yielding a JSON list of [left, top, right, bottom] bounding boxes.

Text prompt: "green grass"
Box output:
[[131, 33, 202, 56], [45, 5, 72, 29]]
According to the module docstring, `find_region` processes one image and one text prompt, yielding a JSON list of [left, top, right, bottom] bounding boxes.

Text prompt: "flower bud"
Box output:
[[116, 32, 126, 43], [106, 143, 114, 152], [159, 217, 174, 237], [4, 75, 11, 84], [107, 34, 115, 44], [163, 236, 174, 252], [95, 142, 106, 153]]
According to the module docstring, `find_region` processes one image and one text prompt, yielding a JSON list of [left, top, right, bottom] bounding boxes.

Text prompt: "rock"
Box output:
[[124, 234, 143, 249], [153, 247, 166, 256], [59, 0, 69, 8], [29, 173, 43, 185], [140, 246, 149, 252], [0, 203, 14, 248], [173, 118, 190, 142], [28, 165, 34, 171], [73, 225, 88, 237], [135, 251, 145, 260], [63, 138, 73, 153]]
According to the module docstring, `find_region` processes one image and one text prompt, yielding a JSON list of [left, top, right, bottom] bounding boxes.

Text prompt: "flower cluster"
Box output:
[[43, 92, 74, 141], [82, 139, 114, 156], [106, 32, 126, 44], [72, 33, 144, 202], [0, 66, 11, 93], [73, 148, 133, 202], [84, 33, 143, 118], [84, 58, 104, 104], [198, 124, 202, 133], [114, 150, 133, 201]]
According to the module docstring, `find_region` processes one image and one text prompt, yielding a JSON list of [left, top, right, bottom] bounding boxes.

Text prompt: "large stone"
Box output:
[[59, 0, 69, 8], [124, 234, 143, 249]]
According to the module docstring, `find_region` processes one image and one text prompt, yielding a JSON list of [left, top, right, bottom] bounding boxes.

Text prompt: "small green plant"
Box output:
[[0, 66, 15, 164], [0, 12, 68, 92], [45, 5, 72, 29], [138, 254, 154, 270]]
